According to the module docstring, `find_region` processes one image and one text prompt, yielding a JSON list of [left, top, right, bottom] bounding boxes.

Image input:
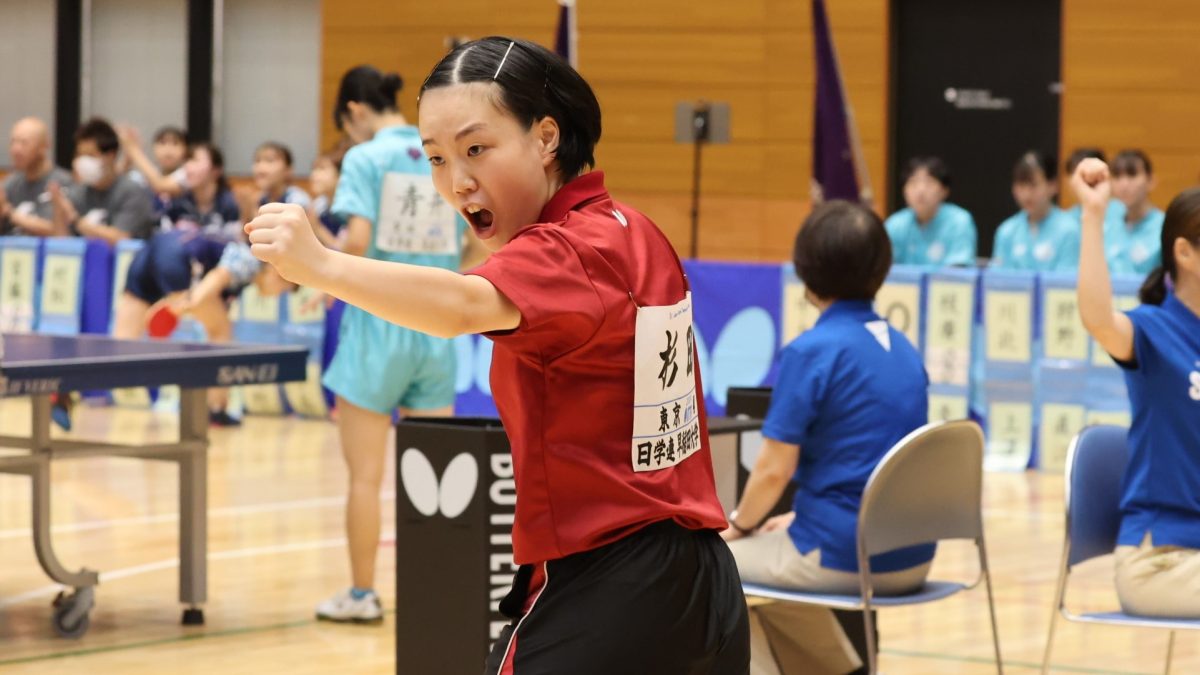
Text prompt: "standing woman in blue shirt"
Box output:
[[315, 66, 466, 623], [1073, 158, 1200, 618], [723, 201, 935, 674], [991, 151, 1080, 271], [884, 157, 977, 267], [1106, 149, 1164, 277]]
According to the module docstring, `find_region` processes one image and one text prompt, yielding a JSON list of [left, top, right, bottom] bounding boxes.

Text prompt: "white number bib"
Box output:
[[375, 173, 458, 255], [632, 292, 702, 472]]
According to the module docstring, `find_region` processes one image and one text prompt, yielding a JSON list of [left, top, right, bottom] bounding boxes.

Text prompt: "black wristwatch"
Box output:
[[728, 510, 757, 535]]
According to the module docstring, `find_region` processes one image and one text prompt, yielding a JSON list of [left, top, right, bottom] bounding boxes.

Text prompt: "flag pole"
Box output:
[[825, 6, 872, 206]]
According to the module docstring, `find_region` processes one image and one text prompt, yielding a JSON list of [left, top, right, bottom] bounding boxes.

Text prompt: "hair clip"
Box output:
[[494, 41, 516, 81]]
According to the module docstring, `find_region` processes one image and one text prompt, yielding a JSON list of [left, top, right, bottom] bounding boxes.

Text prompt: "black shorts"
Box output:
[[485, 520, 749, 675]]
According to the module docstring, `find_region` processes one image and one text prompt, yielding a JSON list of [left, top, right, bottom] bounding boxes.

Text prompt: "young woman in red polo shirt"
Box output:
[[247, 37, 748, 674]]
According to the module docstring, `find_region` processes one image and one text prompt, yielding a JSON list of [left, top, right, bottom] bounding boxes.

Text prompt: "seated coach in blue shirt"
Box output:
[[723, 200, 936, 675]]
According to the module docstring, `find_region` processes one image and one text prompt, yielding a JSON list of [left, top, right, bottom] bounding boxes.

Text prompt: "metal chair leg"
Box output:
[[979, 539, 1004, 674], [1041, 540, 1072, 675], [1164, 630, 1175, 675], [862, 599, 878, 675]]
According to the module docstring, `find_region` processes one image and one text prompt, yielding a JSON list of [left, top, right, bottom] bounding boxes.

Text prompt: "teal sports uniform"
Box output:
[[884, 202, 977, 267], [990, 207, 1080, 272], [322, 125, 466, 413], [1104, 207, 1164, 277]]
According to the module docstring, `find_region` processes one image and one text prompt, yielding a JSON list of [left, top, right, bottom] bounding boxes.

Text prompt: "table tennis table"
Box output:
[[0, 333, 307, 638]]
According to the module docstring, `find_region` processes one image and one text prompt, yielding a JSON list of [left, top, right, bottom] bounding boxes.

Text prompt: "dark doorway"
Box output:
[[890, 1, 1062, 258]]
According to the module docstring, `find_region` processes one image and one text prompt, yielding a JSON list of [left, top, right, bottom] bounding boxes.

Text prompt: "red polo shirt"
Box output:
[[469, 171, 727, 565]]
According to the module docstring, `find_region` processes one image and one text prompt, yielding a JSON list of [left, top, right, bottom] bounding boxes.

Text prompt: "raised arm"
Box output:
[[118, 126, 184, 198], [247, 203, 519, 338], [1072, 158, 1135, 362]]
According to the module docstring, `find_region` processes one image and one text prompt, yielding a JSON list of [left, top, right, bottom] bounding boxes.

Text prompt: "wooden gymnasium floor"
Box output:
[[0, 398, 1195, 674]]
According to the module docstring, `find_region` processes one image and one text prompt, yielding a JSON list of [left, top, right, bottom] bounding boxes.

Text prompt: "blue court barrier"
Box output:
[[1083, 274, 1142, 430], [979, 270, 1039, 471], [924, 268, 977, 426], [9, 236, 1140, 470], [1036, 272, 1090, 472]]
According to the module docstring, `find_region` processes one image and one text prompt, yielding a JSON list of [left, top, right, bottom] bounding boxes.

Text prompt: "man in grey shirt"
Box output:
[[0, 117, 73, 236], [50, 117, 154, 243]]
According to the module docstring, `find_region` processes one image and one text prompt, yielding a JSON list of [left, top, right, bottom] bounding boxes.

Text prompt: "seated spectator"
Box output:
[[307, 149, 347, 249], [253, 141, 311, 210], [162, 142, 241, 237], [884, 157, 976, 267], [1, 117, 73, 236], [723, 200, 934, 675], [52, 118, 154, 243], [119, 124, 189, 212], [1072, 158, 1200, 619], [1064, 147, 1124, 224], [112, 142, 287, 426], [991, 150, 1079, 271], [1105, 149, 1164, 277]]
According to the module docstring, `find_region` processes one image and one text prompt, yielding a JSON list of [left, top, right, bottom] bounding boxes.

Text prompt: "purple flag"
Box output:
[[553, 0, 577, 68], [811, 0, 861, 202]]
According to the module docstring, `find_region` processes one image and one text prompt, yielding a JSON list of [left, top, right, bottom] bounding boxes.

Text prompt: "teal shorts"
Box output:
[[322, 305, 457, 414]]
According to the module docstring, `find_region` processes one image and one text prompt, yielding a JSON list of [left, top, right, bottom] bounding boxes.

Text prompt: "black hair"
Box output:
[[1139, 187, 1200, 305], [188, 141, 230, 194], [794, 200, 892, 302], [1111, 149, 1153, 178], [1065, 147, 1106, 176], [74, 117, 119, 155], [255, 141, 294, 167], [419, 36, 602, 180], [153, 126, 189, 146], [333, 65, 403, 130], [1013, 150, 1058, 185], [902, 156, 951, 189]]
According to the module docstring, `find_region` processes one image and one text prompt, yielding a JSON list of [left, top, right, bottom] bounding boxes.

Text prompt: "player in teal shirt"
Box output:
[[991, 150, 1080, 271], [1105, 149, 1164, 277], [884, 157, 977, 267], [317, 66, 469, 624]]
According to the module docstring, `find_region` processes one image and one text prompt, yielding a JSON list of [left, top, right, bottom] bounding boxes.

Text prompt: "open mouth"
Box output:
[[464, 205, 496, 239]]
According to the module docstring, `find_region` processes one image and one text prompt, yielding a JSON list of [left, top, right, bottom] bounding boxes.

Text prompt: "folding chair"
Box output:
[[743, 419, 1003, 674], [1041, 425, 1200, 674]]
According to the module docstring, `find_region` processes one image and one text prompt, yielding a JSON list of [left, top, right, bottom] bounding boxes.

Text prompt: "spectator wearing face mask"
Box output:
[[51, 117, 155, 244]]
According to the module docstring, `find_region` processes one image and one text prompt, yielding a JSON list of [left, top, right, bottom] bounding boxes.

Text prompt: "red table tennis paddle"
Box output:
[[147, 305, 180, 338]]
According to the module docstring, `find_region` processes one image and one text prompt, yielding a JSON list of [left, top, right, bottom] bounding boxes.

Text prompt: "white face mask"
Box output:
[[73, 155, 106, 186]]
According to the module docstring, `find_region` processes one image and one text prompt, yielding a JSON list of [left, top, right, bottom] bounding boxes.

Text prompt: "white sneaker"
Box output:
[[315, 589, 383, 624]]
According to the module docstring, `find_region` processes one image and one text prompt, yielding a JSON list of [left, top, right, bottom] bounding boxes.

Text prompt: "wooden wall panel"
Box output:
[[1061, 0, 1200, 210], [321, 0, 889, 261]]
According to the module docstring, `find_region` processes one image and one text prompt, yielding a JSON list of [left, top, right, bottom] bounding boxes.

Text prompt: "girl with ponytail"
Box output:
[[314, 65, 469, 623], [1073, 158, 1200, 619]]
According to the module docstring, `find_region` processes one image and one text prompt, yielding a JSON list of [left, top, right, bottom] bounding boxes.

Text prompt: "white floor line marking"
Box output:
[[0, 538, 349, 608], [0, 491, 396, 540]]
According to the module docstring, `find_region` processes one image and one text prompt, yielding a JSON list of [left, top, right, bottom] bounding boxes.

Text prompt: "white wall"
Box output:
[[88, 0, 187, 140], [218, 0, 320, 175], [0, 1, 57, 169]]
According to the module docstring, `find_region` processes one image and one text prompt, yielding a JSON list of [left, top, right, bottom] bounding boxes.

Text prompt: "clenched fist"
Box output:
[[1070, 157, 1111, 218], [245, 203, 330, 289]]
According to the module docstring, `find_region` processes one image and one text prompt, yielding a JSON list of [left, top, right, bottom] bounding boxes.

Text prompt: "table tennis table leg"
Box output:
[[178, 388, 208, 626], [26, 394, 99, 637]]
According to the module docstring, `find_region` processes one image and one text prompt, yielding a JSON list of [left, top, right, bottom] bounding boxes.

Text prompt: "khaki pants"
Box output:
[[728, 528, 930, 675], [1115, 535, 1200, 618]]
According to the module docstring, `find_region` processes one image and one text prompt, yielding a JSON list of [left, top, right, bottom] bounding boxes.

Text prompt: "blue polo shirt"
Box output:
[[991, 207, 1080, 272], [1117, 294, 1200, 549], [884, 202, 977, 267], [1104, 207, 1164, 277], [763, 300, 937, 573]]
